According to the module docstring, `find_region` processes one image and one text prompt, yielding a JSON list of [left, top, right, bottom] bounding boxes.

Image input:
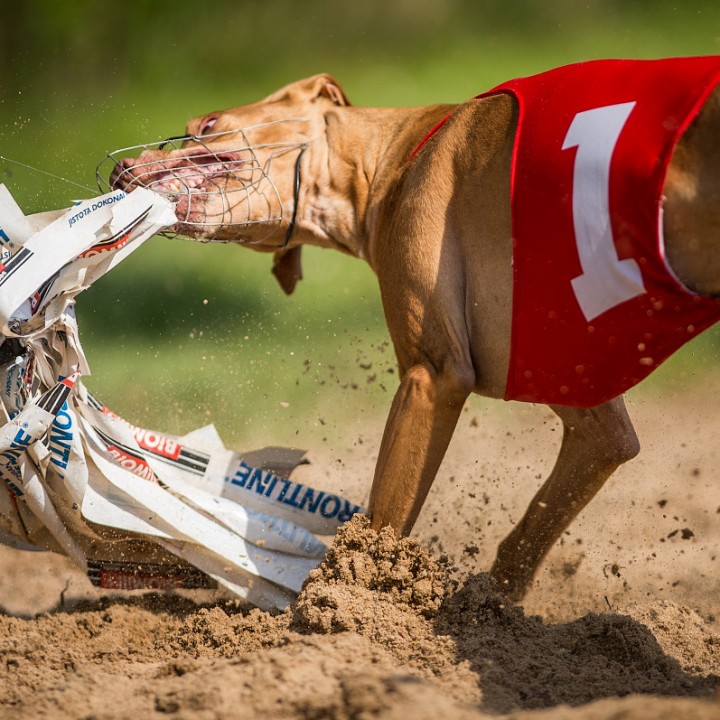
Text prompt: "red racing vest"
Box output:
[[486, 57, 720, 407]]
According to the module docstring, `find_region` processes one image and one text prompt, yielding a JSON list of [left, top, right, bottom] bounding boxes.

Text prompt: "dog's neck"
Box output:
[[293, 105, 456, 263]]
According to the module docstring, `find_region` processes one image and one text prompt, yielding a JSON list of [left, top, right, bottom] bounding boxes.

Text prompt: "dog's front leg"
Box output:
[[368, 362, 471, 535], [491, 396, 640, 600]]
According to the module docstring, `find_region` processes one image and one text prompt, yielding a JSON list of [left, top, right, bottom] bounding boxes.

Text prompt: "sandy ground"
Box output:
[[1, 376, 720, 719]]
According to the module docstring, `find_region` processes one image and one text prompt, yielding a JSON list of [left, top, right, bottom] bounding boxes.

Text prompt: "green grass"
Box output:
[[76, 242, 395, 449], [5, 2, 720, 451]]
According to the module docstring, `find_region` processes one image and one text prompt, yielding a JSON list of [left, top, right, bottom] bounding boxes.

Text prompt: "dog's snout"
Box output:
[[109, 156, 144, 190], [108, 159, 128, 190]]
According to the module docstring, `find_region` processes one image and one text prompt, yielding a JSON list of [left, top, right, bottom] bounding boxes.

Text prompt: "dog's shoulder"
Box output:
[[403, 93, 518, 190]]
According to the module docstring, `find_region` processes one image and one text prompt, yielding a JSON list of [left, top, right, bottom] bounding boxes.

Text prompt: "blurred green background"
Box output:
[[1, 0, 720, 451]]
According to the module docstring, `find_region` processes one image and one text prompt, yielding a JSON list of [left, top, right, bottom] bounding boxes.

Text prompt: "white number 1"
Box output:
[[562, 102, 645, 322]]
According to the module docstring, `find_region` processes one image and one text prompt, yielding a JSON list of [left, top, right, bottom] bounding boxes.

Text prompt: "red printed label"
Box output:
[[133, 428, 181, 461]]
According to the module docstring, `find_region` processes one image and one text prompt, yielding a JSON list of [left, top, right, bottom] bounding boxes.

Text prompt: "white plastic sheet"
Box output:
[[0, 186, 364, 610]]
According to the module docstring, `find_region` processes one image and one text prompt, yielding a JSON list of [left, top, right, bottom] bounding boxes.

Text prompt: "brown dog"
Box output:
[[106, 60, 720, 600]]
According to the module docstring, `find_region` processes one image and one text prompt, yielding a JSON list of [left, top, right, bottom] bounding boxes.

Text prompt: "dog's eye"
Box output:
[[198, 115, 219, 135]]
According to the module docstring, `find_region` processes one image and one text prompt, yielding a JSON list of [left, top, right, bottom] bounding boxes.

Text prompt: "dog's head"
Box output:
[[103, 74, 350, 293]]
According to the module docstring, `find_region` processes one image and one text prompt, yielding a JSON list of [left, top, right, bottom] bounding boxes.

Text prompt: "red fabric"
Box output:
[[484, 58, 720, 406]]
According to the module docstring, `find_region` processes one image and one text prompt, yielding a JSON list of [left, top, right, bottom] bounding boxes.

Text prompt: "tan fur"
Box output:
[[114, 75, 718, 600]]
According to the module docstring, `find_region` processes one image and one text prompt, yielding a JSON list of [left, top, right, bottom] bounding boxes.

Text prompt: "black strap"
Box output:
[[283, 145, 306, 248]]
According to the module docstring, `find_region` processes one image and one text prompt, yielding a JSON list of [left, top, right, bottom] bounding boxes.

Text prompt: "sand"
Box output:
[[1, 378, 720, 719]]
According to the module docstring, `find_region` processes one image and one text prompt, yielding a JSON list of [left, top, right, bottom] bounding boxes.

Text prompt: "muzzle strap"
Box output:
[[283, 145, 306, 248]]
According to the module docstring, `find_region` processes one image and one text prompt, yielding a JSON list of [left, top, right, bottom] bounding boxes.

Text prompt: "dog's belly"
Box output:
[[464, 242, 514, 400]]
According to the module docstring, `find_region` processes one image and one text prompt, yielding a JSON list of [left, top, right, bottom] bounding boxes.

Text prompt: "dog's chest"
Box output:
[[488, 57, 720, 407]]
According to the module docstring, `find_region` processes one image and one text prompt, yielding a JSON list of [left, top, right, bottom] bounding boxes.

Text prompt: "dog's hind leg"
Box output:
[[490, 395, 640, 601]]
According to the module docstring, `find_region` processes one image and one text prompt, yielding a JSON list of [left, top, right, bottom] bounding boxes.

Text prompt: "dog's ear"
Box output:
[[315, 75, 351, 107], [272, 246, 303, 295]]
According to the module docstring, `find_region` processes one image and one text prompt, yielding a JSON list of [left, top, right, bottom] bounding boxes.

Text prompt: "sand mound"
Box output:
[[289, 516, 478, 699], [293, 514, 448, 624]]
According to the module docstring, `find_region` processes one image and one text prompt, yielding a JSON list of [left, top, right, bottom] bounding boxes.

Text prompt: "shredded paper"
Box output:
[[0, 186, 363, 610]]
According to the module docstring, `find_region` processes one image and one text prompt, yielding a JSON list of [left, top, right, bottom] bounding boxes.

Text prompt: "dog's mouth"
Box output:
[[106, 148, 258, 234], [110, 150, 252, 226], [96, 121, 309, 242], [110, 150, 251, 196]]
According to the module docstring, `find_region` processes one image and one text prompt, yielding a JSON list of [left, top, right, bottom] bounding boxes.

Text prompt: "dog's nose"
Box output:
[[109, 157, 136, 190]]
